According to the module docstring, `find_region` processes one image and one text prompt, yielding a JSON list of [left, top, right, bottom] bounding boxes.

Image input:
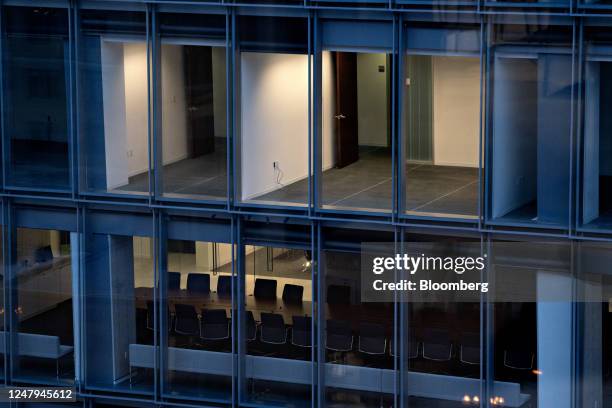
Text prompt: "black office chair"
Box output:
[[174, 304, 200, 336], [201, 309, 230, 340], [326, 285, 351, 305], [326, 319, 353, 352], [422, 328, 453, 361], [246, 311, 257, 341], [260, 312, 287, 344], [460, 332, 480, 365], [217, 275, 232, 298], [146, 301, 173, 332], [187, 273, 210, 295], [504, 349, 534, 370], [282, 284, 304, 304], [389, 334, 419, 359], [35, 245, 54, 263], [291, 316, 312, 348], [168, 272, 181, 291], [358, 322, 386, 355], [254, 279, 277, 300]]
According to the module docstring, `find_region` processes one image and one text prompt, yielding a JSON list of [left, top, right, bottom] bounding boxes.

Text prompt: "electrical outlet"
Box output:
[[273, 161, 279, 169], [127, 150, 133, 158]]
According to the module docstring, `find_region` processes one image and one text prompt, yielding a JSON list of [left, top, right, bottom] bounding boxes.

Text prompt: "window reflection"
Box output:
[[3, 6, 70, 189], [323, 250, 395, 407], [490, 22, 572, 226], [84, 234, 154, 393], [13, 228, 75, 384], [79, 9, 149, 195]]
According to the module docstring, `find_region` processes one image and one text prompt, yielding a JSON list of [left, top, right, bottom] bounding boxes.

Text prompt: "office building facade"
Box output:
[[0, 0, 610, 407]]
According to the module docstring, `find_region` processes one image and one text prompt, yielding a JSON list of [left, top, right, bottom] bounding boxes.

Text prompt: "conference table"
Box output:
[[134, 287, 394, 333]]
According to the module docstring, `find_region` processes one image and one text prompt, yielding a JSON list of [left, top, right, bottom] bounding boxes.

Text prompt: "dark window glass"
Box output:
[[83, 230, 154, 394], [581, 25, 612, 230], [489, 22, 572, 226], [12, 228, 74, 384], [3, 6, 70, 190]]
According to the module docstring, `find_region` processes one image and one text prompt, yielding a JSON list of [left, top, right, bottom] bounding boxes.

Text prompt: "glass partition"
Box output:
[[237, 16, 309, 207], [402, 22, 481, 219], [3, 5, 70, 190], [322, 248, 395, 406], [581, 24, 612, 230], [162, 239, 233, 402], [83, 223, 154, 394], [158, 13, 228, 201], [320, 50, 393, 212], [488, 19, 573, 227], [78, 8, 149, 196], [490, 241, 572, 408], [12, 227, 75, 384], [577, 243, 612, 408], [240, 245, 314, 406]]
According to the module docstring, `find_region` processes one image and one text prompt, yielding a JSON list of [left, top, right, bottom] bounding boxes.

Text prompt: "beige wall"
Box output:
[[432, 56, 480, 168]]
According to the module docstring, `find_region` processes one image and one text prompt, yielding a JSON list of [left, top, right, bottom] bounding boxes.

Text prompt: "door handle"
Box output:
[[334, 114, 346, 120]]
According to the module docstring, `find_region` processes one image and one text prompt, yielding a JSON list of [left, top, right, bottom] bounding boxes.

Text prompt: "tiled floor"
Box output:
[[114, 144, 479, 217]]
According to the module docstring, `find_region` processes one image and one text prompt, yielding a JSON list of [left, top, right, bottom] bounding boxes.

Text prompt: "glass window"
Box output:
[[162, 239, 233, 402], [320, 50, 393, 212], [402, 22, 481, 219], [12, 227, 75, 384], [240, 245, 314, 406], [399, 238, 482, 407], [3, 6, 70, 190], [238, 16, 310, 207], [83, 219, 154, 394], [490, 241, 572, 408], [581, 25, 612, 230], [489, 20, 573, 226], [577, 243, 612, 408], [322, 229, 395, 407], [158, 13, 227, 201], [78, 9, 149, 196]]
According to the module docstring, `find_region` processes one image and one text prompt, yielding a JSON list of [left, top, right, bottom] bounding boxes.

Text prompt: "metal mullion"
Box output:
[[478, 15, 485, 231], [316, 222, 324, 408], [396, 15, 406, 220], [68, 0, 77, 200], [152, 5, 163, 203], [146, 5, 154, 205]]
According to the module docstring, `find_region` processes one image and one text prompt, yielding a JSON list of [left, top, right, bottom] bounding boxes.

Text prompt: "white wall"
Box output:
[[322, 51, 336, 171], [432, 56, 480, 168], [240, 52, 309, 200], [123, 43, 150, 178], [212, 47, 227, 138], [161, 44, 188, 166], [101, 42, 194, 188], [357, 53, 388, 147], [101, 41, 129, 189]]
